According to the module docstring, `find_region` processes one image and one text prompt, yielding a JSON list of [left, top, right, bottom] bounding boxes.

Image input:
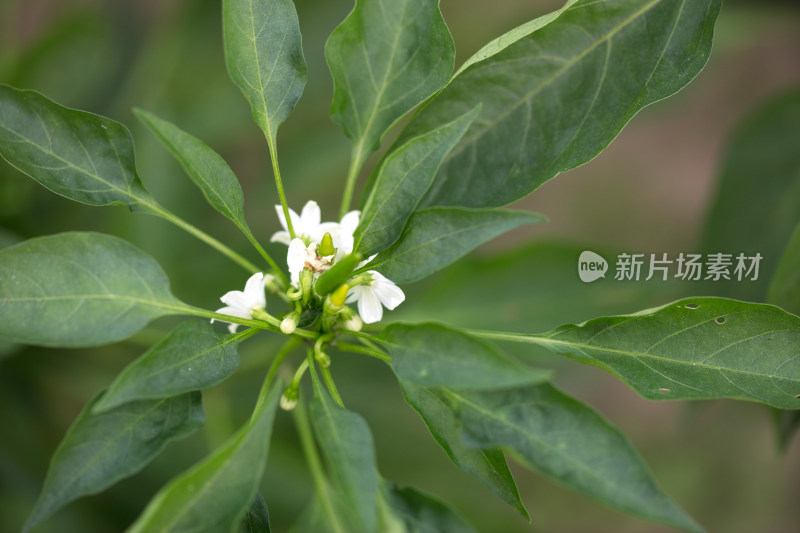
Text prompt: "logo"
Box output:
[[578, 251, 608, 283]]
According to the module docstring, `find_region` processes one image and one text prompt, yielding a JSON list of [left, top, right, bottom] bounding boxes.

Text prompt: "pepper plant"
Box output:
[[0, 0, 798, 532]]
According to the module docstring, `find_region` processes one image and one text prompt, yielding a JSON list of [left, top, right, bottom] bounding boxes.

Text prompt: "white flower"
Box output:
[[271, 200, 322, 246], [287, 238, 333, 286], [346, 270, 405, 324], [212, 272, 268, 333], [271, 200, 360, 262]]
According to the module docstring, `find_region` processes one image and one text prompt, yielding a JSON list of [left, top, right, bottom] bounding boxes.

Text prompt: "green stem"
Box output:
[[267, 136, 295, 240], [181, 305, 318, 340], [339, 142, 365, 219], [143, 200, 259, 273], [464, 329, 544, 345], [321, 365, 345, 408], [292, 400, 345, 533], [241, 228, 290, 287], [262, 337, 301, 399], [337, 342, 390, 364]]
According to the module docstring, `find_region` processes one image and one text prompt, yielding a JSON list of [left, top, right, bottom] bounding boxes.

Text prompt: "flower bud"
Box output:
[[280, 387, 298, 411], [280, 314, 298, 334], [341, 307, 362, 331]]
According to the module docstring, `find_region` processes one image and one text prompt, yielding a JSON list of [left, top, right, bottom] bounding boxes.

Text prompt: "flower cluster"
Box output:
[[213, 200, 404, 333]]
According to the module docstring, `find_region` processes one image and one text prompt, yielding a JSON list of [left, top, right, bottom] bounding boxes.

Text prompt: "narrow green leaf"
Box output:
[[395, 0, 721, 208], [127, 383, 282, 533], [518, 297, 800, 409], [24, 392, 204, 533], [398, 380, 527, 519], [134, 109, 252, 233], [95, 320, 246, 413], [383, 483, 476, 533], [442, 384, 703, 533], [223, 0, 307, 142], [767, 222, 800, 315], [310, 374, 380, 533], [0, 232, 186, 347], [382, 323, 549, 390], [238, 492, 271, 533], [452, 0, 580, 77], [326, 0, 455, 169], [703, 89, 800, 300], [356, 107, 479, 256], [0, 85, 153, 209], [365, 207, 544, 283]]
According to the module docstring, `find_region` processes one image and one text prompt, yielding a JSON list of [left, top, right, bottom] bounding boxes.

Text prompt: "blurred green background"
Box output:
[[1, 0, 799, 532]]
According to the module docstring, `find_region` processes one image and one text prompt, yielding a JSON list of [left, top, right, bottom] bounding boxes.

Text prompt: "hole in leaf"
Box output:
[[796, 394, 800, 399], [685, 303, 700, 309], [715, 317, 726, 324]]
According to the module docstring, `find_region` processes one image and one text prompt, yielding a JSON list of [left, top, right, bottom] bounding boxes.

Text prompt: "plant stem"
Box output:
[[339, 142, 365, 219], [241, 227, 290, 287], [292, 400, 345, 533], [337, 342, 390, 364], [143, 200, 260, 273], [465, 329, 545, 345], [262, 337, 301, 399], [181, 305, 318, 340], [321, 365, 345, 408], [267, 136, 295, 240]]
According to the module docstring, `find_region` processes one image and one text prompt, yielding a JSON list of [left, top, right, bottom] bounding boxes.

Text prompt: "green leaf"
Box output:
[[309, 372, 380, 533], [452, 0, 580, 77], [393, 241, 687, 333], [133, 109, 252, 234], [326, 0, 455, 170], [395, 0, 721, 208], [94, 320, 246, 413], [0, 85, 154, 209], [382, 323, 549, 390], [768, 223, 800, 315], [365, 207, 544, 283], [398, 380, 527, 519], [127, 383, 282, 533], [223, 0, 307, 143], [0, 232, 186, 347], [24, 392, 204, 532], [383, 483, 476, 533], [355, 107, 478, 257], [703, 89, 800, 300], [518, 297, 800, 409], [442, 384, 703, 533], [238, 492, 271, 533]]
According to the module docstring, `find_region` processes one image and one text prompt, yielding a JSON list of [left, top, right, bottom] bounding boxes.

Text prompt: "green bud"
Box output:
[[330, 283, 349, 307], [318, 232, 336, 257], [299, 269, 314, 305]]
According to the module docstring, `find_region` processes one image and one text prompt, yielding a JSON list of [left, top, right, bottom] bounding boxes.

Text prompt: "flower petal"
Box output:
[[357, 288, 383, 324], [219, 290, 250, 311], [340, 210, 360, 235], [243, 272, 266, 309], [299, 200, 321, 234], [288, 238, 308, 285], [275, 204, 301, 235], [371, 272, 405, 310], [345, 285, 364, 304], [270, 230, 292, 245]]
